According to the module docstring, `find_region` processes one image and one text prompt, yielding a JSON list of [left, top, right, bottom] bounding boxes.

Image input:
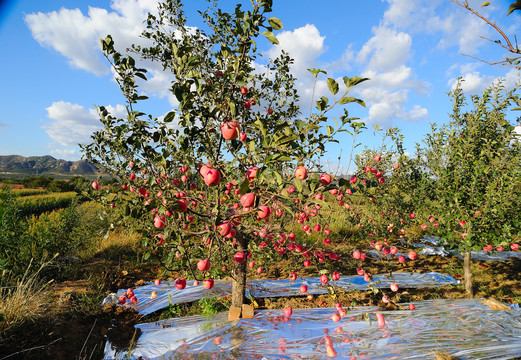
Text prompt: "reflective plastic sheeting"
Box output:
[[115, 272, 458, 316], [104, 298, 521, 360]]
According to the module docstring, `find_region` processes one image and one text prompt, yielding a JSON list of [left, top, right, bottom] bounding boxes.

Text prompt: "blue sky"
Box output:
[[0, 0, 519, 168]]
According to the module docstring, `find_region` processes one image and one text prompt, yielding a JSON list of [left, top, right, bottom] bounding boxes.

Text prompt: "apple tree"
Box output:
[[82, 0, 369, 310], [417, 81, 521, 296]]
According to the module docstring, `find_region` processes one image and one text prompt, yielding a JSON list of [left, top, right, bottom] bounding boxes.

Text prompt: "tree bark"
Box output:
[[464, 250, 474, 297], [231, 233, 249, 307]]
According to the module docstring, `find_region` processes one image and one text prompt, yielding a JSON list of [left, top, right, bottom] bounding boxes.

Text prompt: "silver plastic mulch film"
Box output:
[[111, 272, 458, 316], [104, 298, 521, 360]]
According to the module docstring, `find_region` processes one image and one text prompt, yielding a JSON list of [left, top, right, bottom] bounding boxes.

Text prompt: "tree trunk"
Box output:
[[231, 233, 249, 307], [464, 250, 473, 297]]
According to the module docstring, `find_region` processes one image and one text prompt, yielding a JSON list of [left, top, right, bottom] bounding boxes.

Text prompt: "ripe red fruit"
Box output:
[[130, 173, 136, 181], [409, 304, 416, 310], [284, 306, 292, 317], [459, 220, 466, 227], [390, 283, 399, 292], [240, 192, 255, 208], [240, 132, 247, 142], [267, 108, 273, 115], [244, 101, 251, 109], [398, 255, 406, 263], [246, 167, 259, 180], [257, 267, 263, 274], [215, 70, 223, 77], [331, 313, 341, 322], [118, 296, 126, 305], [177, 199, 188, 212], [350, 176, 357, 184], [394, 163, 400, 169], [299, 284, 307, 293], [289, 272, 297, 282], [218, 222, 232, 237], [353, 250, 361, 259], [374, 154, 381, 162], [257, 205, 270, 219], [323, 238, 331, 245], [197, 259, 210, 271], [240, 86, 248, 95], [303, 260, 311, 267], [203, 168, 221, 187], [332, 271, 340, 281], [319, 173, 332, 186], [154, 279, 161, 285], [249, 261, 255, 268], [221, 120, 241, 140], [314, 224, 321, 232], [511, 243, 519, 251], [130, 296, 138, 304], [174, 278, 186, 290], [320, 274, 329, 284], [91, 181, 99, 190], [294, 166, 308, 180], [408, 251, 417, 260], [203, 278, 214, 289], [356, 268, 364, 276], [154, 215, 166, 228], [234, 252, 246, 264]]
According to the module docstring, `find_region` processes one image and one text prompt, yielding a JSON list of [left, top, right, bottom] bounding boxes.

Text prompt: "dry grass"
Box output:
[[0, 259, 54, 333], [97, 228, 142, 255]]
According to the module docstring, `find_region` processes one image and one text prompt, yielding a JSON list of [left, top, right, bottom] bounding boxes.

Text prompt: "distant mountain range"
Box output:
[[0, 155, 101, 178]]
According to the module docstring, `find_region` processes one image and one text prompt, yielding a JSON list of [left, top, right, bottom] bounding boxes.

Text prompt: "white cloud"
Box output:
[[382, 0, 490, 54], [353, 25, 428, 126], [448, 71, 495, 93], [357, 26, 412, 72], [50, 148, 77, 160], [43, 101, 126, 147]]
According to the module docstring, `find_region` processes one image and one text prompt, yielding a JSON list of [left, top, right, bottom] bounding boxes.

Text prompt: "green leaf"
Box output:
[[229, 101, 236, 116], [239, 178, 250, 195], [326, 125, 334, 137], [164, 111, 176, 123], [343, 76, 369, 88], [327, 78, 339, 95], [262, 31, 279, 45], [338, 97, 366, 107], [268, 17, 283, 30], [294, 178, 303, 193], [481, 1, 491, 6], [508, 0, 521, 14]]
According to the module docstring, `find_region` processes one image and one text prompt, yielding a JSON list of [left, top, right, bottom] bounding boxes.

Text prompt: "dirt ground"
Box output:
[[1, 250, 520, 359]]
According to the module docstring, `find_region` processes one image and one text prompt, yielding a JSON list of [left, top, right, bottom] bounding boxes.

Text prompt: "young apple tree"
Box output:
[[418, 81, 521, 296], [82, 0, 369, 312]]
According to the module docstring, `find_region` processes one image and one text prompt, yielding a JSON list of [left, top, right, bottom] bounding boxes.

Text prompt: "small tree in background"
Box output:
[[82, 0, 371, 313], [418, 81, 521, 296]]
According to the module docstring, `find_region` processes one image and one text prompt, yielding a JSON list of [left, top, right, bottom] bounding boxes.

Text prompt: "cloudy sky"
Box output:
[[0, 0, 519, 164]]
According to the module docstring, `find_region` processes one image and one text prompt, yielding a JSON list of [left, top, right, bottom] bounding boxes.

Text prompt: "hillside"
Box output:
[[0, 155, 101, 178]]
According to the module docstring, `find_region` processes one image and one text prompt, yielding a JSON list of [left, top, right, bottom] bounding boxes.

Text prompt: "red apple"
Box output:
[[91, 181, 99, 190], [332, 271, 340, 281], [240, 192, 256, 208], [221, 120, 241, 140], [320, 274, 329, 284], [257, 267, 263, 274], [394, 163, 400, 169], [130, 296, 138, 304], [374, 154, 381, 162], [390, 283, 399, 292], [257, 205, 270, 219], [204, 168, 221, 187], [203, 278, 214, 289], [154, 215, 166, 228], [409, 303, 416, 310], [511, 243, 519, 251], [319, 173, 332, 186], [299, 284, 308, 293], [353, 250, 361, 259], [289, 272, 297, 282], [267, 108, 273, 115], [218, 222, 232, 237], [240, 86, 248, 95], [294, 166, 308, 180], [331, 313, 341, 322], [284, 306, 293, 317], [174, 278, 186, 290], [197, 259, 210, 271], [154, 279, 161, 285], [244, 101, 251, 109], [408, 251, 417, 260], [234, 252, 246, 264], [130, 173, 136, 181], [118, 296, 126, 305], [240, 132, 247, 142]]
